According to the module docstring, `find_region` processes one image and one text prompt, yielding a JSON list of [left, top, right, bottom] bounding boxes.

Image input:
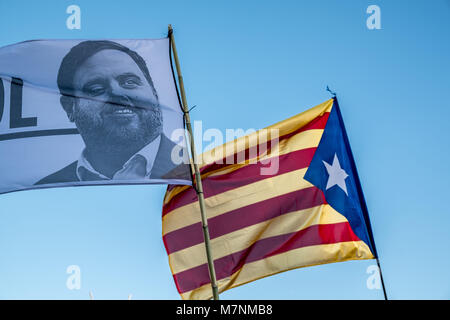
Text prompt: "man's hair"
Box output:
[[57, 40, 158, 100]]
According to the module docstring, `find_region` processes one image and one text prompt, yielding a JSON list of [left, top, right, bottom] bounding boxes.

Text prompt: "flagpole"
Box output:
[[168, 24, 220, 300], [330, 92, 388, 300], [376, 258, 388, 300]]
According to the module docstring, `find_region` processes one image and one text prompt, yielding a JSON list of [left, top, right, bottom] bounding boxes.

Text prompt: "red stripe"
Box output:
[[162, 147, 317, 216], [164, 186, 325, 254], [163, 112, 330, 212], [198, 112, 330, 176], [173, 222, 360, 294], [278, 111, 330, 140]]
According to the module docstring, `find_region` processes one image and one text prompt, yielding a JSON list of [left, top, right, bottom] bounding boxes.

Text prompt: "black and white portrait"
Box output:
[[35, 40, 189, 184], [0, 39, 191, 194]]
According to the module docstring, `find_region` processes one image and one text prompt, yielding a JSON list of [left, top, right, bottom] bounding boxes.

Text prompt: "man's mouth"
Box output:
[[113, 108, 135, 114], [107, 106, 140, 116]]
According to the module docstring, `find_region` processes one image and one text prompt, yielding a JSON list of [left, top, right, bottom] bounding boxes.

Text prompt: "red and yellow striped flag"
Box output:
[[162, 98, 376, 299]]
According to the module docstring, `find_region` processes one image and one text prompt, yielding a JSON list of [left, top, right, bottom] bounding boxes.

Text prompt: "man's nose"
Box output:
[[108, 82, 133, 106]]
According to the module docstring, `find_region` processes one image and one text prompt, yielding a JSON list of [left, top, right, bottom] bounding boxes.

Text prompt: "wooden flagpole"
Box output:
[[168, 24, 220, 300]]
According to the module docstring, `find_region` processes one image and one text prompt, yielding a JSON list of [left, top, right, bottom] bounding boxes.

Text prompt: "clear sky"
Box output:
[[0, 0, 449, 299]]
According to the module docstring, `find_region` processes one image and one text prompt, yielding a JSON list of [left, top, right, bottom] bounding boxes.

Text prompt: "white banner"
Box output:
[[0, 39, 191, 194]]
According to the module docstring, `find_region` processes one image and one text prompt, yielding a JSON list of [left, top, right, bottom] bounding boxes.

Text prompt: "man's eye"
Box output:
[[121, 77, 142, 88], [85, 85, 106, 96]]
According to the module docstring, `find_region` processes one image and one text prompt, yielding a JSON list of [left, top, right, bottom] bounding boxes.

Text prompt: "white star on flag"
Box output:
[[322, 153, 349, 195]]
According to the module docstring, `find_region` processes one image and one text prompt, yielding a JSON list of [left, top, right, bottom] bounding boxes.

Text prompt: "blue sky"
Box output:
[[0, 0, 449, 299]]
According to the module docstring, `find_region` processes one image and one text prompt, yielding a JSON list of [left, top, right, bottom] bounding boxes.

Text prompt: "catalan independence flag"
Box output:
[[162, 98, 378, 300]]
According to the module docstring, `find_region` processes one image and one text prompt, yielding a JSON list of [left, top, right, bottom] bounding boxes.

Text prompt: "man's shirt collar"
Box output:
[[76, 135, 161, 181]]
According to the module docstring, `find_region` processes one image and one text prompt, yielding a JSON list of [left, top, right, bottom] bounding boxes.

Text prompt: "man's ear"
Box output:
[[60, 95, 76, 122]]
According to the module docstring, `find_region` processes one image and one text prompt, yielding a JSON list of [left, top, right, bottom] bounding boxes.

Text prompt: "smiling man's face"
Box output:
[[70, 49, 162, 151]]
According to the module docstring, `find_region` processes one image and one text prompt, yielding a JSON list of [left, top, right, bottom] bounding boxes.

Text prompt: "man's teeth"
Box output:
[[114, 109, 134, 114]]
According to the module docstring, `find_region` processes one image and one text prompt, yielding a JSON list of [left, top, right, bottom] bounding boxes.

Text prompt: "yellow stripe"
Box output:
[[180, 240, 374, 300], [204, 128, 324, 178], [168, 204, 347, 274], [198, 99, 333, 167], [163, 185, 191, 206], [163, 128, 324, 205], [163, 99, 333, 205], [163, 127, 323, 218], [163, 167, 313, 235]]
